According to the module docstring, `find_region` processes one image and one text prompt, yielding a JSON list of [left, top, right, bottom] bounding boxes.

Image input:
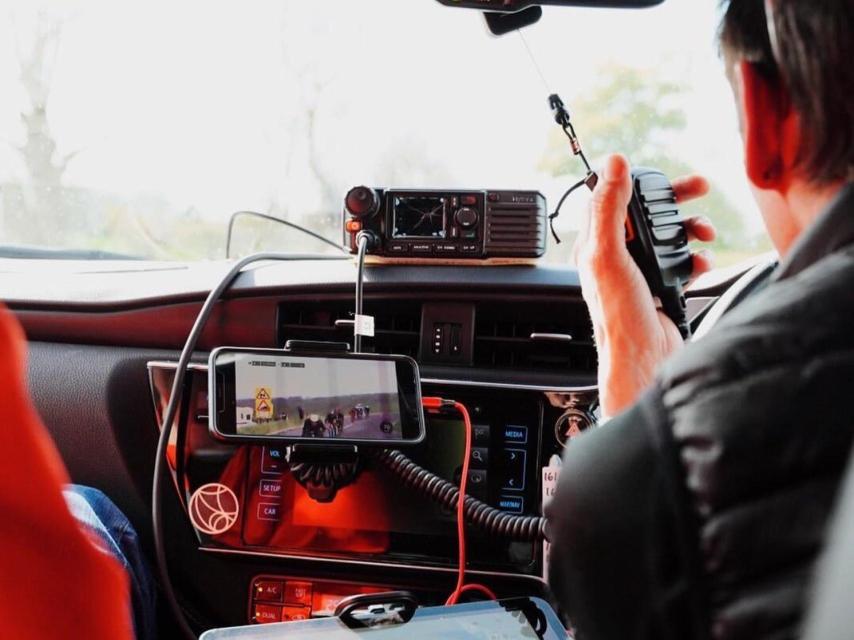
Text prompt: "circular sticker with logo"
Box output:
[[188, 483, 240, 535]]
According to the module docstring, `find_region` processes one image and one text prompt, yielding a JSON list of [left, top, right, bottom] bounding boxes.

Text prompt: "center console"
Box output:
[[149, 363, 597, 625]]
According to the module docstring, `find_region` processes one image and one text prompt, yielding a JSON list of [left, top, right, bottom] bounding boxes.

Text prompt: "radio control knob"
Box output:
[[345, 186, 379, 219], [455, 207, 479, 229]]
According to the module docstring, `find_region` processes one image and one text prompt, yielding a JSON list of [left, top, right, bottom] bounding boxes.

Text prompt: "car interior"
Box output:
[[2, 0, 852, 638]]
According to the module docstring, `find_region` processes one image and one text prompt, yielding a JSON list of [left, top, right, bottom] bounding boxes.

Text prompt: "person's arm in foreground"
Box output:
[[547, 155, 715, 639], [0, 304, 133, 639]]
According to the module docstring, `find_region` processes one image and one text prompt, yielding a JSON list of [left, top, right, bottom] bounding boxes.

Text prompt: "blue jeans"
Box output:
[[64, 485, 156, 640]]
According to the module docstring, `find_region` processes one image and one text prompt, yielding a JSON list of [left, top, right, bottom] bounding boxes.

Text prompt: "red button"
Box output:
[[253, 604, 281, 624], [281, 606, 311, 622], [345, 219, 363, 233], [461, 194, 477, 206], [254, 580, 284, 603], [284, 581, 313, 606]]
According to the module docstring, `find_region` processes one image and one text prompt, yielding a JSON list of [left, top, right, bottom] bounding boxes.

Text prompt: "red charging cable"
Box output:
[[422, 397, 498, 605]]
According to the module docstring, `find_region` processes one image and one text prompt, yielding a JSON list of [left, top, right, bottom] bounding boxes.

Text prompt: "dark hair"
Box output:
[[718, 0, 854, 184]]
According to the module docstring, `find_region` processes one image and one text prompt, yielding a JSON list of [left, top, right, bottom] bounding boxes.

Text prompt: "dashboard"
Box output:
[[4, 256, 739, 631]]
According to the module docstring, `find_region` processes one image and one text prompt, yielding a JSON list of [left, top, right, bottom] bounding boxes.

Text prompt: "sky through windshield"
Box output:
[[0, 1, 769, 263]]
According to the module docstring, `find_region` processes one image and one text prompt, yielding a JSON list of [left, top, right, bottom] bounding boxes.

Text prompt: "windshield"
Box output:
[[0, 1, 770, 264]]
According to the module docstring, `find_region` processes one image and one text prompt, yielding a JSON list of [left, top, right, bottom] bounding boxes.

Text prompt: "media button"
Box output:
[[257, 503, 281, 521], [503, 425, 528, 444]]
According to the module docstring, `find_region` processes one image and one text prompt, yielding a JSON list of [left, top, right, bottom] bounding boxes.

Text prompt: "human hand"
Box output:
[[572, 154, 715, 418]]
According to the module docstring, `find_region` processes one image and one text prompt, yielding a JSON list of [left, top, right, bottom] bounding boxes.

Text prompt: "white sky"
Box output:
[[234, 354, 398, 401], [0, 0, 764, 242]]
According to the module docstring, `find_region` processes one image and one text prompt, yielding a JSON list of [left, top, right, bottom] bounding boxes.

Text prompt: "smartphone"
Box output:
[[208, 347, 426, 445]]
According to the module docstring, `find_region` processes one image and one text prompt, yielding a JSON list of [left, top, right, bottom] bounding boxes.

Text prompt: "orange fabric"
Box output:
[[0, 305, 133, 639]]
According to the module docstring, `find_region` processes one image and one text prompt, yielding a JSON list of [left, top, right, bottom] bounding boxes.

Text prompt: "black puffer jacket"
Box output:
[[546, 185, 854, 640]]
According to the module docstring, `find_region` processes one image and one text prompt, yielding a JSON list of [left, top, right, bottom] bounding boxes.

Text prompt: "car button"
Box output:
[[257, 503, 281, 521]]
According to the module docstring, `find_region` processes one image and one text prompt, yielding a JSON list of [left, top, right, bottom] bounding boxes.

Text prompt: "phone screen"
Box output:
[[210, 349, 425, 445]]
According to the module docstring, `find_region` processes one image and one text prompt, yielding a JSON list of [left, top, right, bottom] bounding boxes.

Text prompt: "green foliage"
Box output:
[[540, 63, 764, 262]]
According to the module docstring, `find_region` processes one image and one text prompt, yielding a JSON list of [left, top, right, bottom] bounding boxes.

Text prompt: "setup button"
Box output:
[[259, 479, 282, 498]]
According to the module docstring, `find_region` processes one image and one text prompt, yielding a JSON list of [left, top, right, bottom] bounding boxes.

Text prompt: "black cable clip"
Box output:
[[545, 93, 597, 244], [548, 172, 598, 244]]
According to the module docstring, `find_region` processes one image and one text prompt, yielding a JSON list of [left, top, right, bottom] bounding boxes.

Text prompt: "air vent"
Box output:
[[484, 192, 547, 257], [278, 300, 421, 358], [473, 301, 596, 373]]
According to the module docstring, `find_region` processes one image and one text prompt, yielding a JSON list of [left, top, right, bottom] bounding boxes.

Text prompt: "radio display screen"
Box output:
[[392, 195, 447, 238]]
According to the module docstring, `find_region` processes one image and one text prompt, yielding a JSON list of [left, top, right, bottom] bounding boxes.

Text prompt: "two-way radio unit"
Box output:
[[343, 187, 547, 261]]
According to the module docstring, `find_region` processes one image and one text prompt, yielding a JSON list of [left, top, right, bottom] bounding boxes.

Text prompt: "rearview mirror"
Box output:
[[435, 0, 664, 12]]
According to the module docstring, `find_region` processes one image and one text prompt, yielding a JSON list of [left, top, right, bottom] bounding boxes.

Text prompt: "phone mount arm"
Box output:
[[287, 444, 362, 503], [279, 340, 364, 502]]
